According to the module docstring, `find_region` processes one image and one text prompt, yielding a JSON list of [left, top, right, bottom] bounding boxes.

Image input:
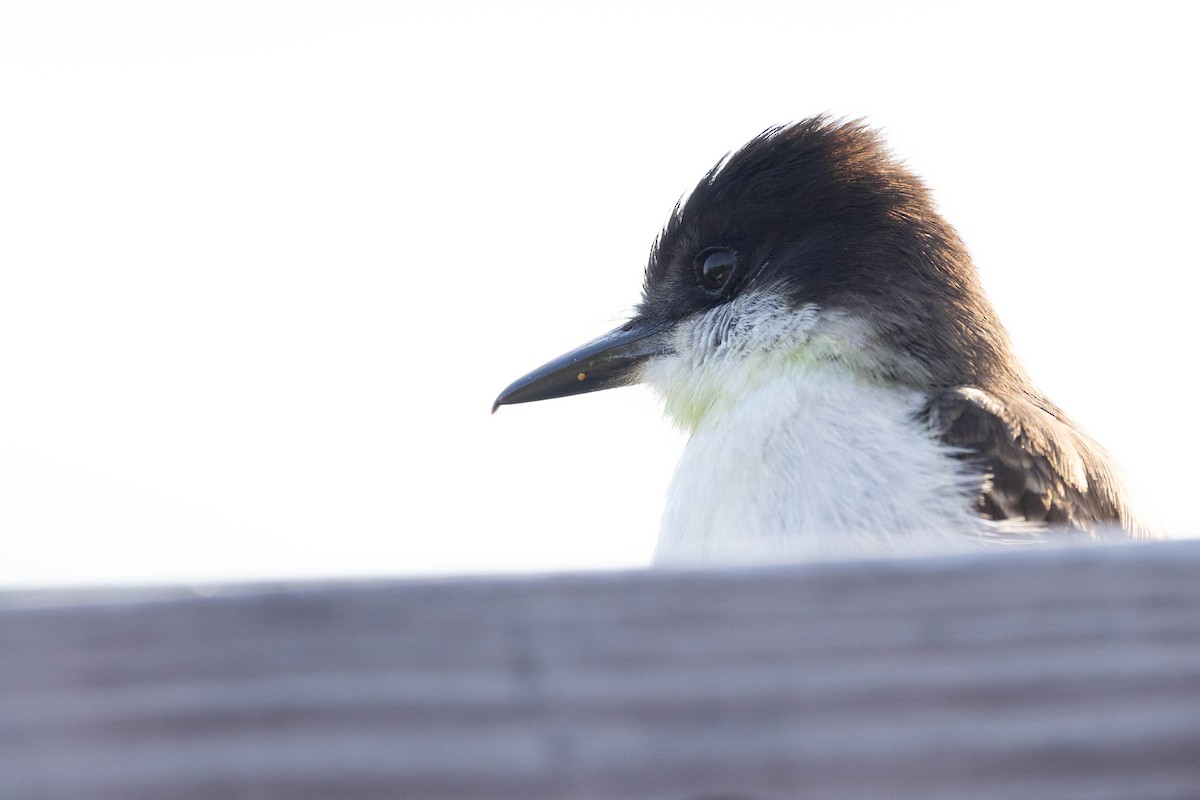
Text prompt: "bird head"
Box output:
[[493, 117, 1020, 428]]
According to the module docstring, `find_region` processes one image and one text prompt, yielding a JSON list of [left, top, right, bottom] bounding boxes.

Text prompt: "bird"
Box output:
[[493, 116, 1161, 564]]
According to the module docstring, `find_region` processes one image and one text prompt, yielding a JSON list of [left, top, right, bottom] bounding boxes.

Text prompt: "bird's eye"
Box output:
[[695, 248, 738, 294]]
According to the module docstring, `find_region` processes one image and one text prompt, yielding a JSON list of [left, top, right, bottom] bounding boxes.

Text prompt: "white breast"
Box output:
[[639, 292, 990, 565], [652, 369, 988, 564]]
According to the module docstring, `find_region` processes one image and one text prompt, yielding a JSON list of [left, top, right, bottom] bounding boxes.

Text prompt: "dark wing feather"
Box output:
[[924, 387, 1159, 540]]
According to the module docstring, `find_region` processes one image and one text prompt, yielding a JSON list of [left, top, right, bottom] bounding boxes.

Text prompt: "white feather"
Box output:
[[639, 291, 998, 564]]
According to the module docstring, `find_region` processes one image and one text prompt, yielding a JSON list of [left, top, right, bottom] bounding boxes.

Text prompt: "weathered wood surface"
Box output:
[[2, 540, 1200, 800]]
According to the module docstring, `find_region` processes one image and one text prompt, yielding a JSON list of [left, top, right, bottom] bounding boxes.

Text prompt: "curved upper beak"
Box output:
[[492, 317, 673, 412]]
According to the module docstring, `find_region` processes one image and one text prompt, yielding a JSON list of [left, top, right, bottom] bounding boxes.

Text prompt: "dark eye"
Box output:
[[695, 248, 738, 294]]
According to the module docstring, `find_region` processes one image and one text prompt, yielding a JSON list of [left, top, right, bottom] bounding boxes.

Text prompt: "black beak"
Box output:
[[492, 317, 673, 412]]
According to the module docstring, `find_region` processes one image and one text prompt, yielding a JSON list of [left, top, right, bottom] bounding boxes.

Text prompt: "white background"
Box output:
[[1, 1, 1196, 586]]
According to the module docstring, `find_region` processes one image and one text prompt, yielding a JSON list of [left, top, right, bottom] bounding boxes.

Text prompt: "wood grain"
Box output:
[[3, 540, 1200, 799]]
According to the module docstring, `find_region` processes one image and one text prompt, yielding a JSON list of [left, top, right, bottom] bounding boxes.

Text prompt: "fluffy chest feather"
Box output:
[[652, 371, 987, 563], [639, 295, 988, 564]]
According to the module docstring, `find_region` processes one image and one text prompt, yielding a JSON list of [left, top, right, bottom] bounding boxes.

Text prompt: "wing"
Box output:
[[924, 387, 1160, 540]]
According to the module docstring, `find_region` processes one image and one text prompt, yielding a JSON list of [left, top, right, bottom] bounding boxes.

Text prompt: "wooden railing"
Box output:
[[3, 540, 1199, 799]]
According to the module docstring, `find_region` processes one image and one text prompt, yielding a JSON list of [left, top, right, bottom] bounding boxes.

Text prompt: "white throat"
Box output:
[[639, 292, 989, 565]]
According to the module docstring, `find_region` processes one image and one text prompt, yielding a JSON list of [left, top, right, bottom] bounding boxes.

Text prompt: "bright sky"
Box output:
[[1, 2, 1196, 587]]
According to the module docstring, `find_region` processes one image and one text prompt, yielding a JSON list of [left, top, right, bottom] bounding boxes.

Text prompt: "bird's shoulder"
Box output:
[[922, 386, 1157, 539]]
